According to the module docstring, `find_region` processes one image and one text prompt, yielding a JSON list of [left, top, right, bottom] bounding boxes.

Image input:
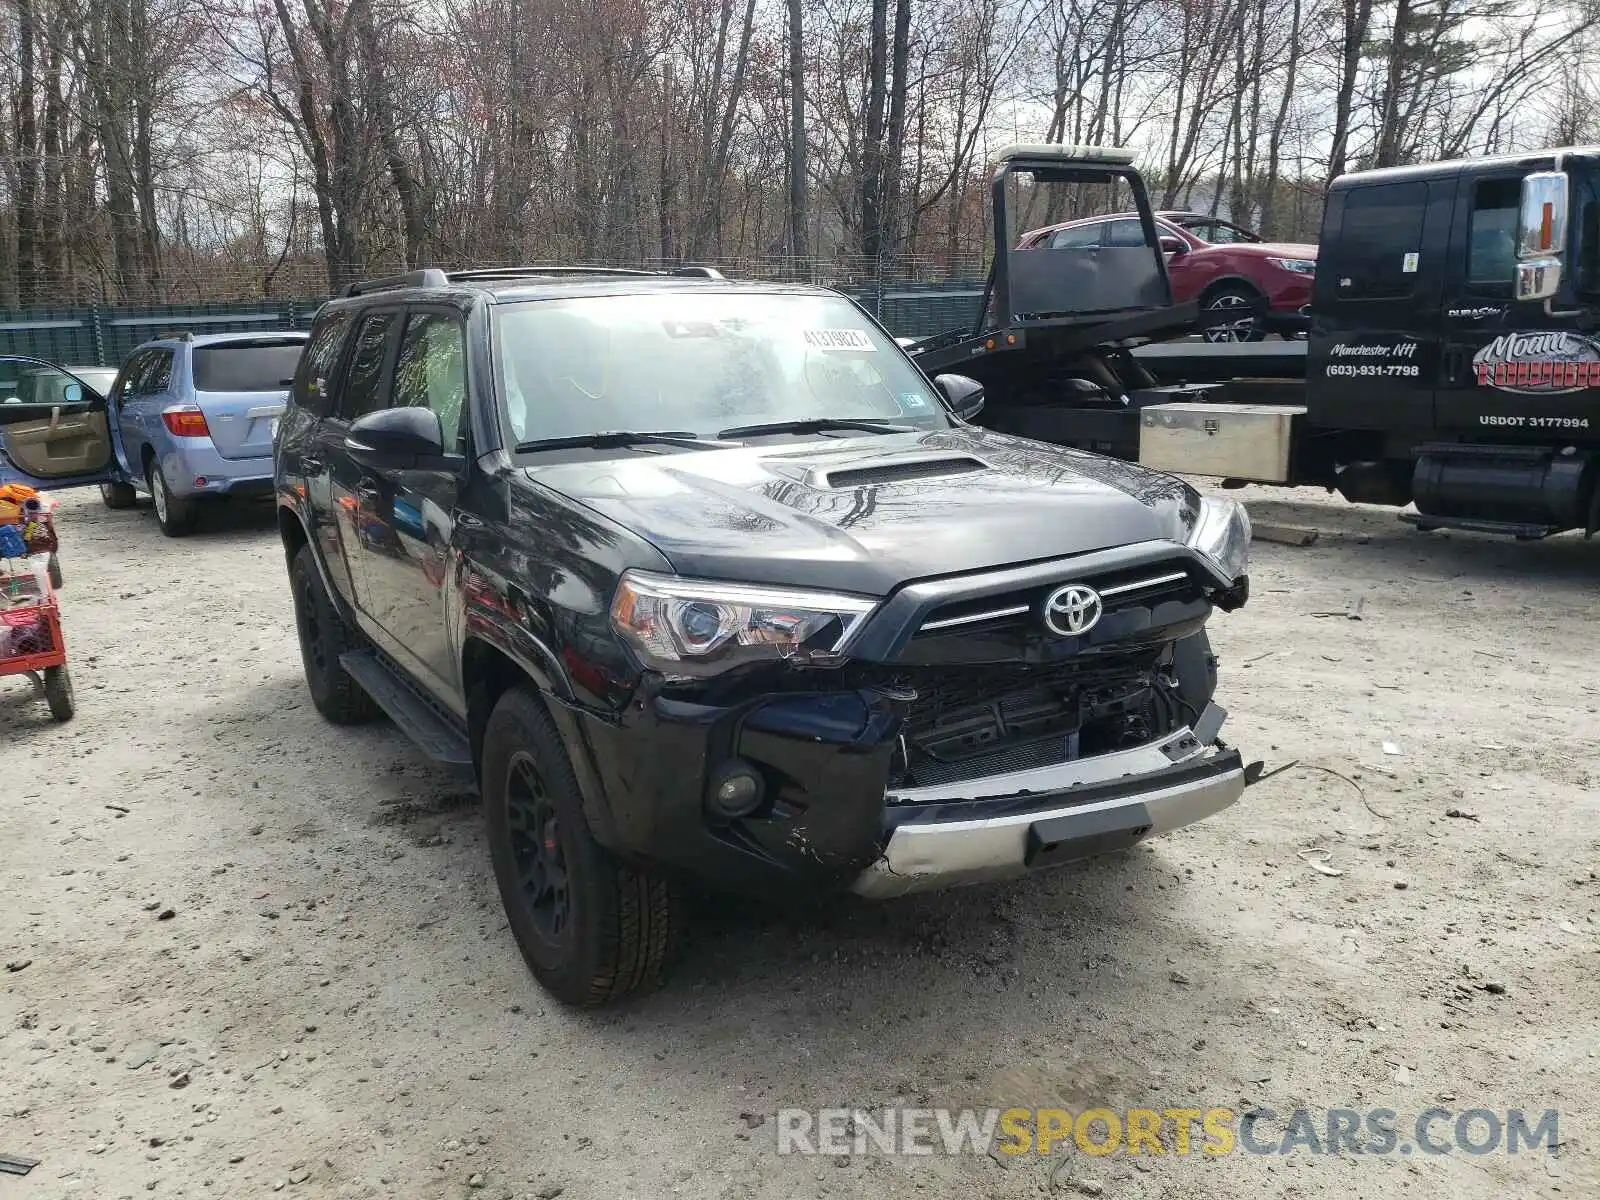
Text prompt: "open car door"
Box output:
[[0, 356, 119, 490]]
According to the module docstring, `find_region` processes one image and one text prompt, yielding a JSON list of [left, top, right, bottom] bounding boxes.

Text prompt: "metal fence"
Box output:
[[0, 300, 323, 367], [0, 281, 987, 367]]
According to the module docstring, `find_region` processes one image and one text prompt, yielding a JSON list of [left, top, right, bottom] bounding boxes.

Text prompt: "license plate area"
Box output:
[[1025, 806, 1151, 869]]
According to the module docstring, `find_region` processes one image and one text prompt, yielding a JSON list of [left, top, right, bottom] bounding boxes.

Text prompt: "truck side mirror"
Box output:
[[1515, 171, 1569, 301]]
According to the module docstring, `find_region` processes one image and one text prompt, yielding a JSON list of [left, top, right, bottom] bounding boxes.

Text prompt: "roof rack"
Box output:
[[445, 266, 658, 281], [344, 269, 450, 297], [343, 264, 730, 296], [446, 265, 727, 282], [157, 330, 196, 342]]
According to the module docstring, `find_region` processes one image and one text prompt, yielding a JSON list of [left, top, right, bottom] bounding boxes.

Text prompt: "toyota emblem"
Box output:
[[1043, 583, 1103, 636]]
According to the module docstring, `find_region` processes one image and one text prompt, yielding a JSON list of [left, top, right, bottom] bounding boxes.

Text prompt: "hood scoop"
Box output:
[[817, 453, 989, 490]]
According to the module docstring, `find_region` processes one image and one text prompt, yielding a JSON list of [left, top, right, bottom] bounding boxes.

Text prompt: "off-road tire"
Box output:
[[43, 665, 74, 722], [148, 462, 198, 537], [289, 543, 377, 724], [482, 686, 682, 1006], [100, 481, 138, 510]]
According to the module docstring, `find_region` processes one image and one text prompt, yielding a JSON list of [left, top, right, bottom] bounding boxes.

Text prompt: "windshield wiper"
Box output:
[[513, 430, 728, 452], [716, 417, 915, 439]]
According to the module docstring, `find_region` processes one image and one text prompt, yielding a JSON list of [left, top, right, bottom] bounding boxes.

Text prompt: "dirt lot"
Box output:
[[1, 486, 1596, 1200]]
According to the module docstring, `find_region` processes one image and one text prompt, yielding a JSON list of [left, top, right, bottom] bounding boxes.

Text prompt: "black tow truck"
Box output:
[[911, 145, 1600, 540]]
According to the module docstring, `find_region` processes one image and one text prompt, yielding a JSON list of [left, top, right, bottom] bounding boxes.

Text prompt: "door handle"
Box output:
[[1443, 349, 1465, 385]]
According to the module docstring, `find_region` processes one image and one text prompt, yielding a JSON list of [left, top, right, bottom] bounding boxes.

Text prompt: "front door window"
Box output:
[[391, 314, 468, 453]]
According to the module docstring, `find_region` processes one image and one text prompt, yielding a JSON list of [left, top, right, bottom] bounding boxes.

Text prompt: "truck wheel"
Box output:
[[289, 543, 377, 724], [1201, 286, 1266, 344], [148, 462, 198, 537], [43, 665, 74, 722], [100, 481, 138, 510], [482, 686, 682, 1007]]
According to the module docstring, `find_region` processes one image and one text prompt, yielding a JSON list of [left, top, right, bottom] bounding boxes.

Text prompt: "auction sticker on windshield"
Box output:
[[803, 329, 876, 351]]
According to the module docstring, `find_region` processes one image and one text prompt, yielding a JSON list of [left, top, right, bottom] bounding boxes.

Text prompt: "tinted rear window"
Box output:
[[192, 343, 305, 392]]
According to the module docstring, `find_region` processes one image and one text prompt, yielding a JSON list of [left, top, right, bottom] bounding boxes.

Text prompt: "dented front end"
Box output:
[[571, 540, 1248, 901]]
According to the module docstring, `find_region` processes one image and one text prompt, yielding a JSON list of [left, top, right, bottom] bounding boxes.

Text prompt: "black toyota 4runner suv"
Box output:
[[275, 266, 1252, 1006]]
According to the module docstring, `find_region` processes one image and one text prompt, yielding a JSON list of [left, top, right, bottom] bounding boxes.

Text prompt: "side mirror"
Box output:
[[934, 374, 985, 421], [1159, 236, 1188, 256], [62, 383, 82, 404], [345, 406, 444, 470], [1516, 171, 1569, 301]]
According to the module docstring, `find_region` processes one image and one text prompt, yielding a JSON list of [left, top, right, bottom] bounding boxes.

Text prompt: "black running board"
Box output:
[[340, 650, 474, 775], [1398, 512, 1559, 539]]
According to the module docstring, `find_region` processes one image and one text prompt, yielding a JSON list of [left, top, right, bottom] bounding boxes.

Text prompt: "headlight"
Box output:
[[610, 570, 877, 677], [1267, 257, 1316, 275], [1187, 497, 1251, 583]]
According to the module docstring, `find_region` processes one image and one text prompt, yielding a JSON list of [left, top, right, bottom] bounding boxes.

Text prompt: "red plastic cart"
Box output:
[[0, 507, 73, 722]]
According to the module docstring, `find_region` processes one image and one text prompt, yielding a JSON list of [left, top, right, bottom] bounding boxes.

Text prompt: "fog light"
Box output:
[[706, 760, 764, 820], [193, 476, 208, 487]]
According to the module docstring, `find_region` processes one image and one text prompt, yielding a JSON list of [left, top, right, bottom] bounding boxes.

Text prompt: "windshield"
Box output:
[[67, 367, 116, 395], [192, 341, 304, 392], [494, 292, 951, 445], [1178, 217, 1260, 245]]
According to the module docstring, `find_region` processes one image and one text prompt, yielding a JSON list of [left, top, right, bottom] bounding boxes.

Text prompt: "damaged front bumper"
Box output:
[[851, 706, 1243, 898], [572, 681, 1243, 900]]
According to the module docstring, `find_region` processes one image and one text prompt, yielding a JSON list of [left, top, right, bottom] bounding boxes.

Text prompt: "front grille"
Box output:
[[915, 561, 1200, 639], [861, 649, 1181, 790]]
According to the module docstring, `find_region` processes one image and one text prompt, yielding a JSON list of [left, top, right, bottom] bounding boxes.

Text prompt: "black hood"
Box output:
[[525, 427, 1199, 595]]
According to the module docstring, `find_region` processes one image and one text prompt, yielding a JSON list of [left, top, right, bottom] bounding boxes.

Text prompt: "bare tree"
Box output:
[[786, 0, 808, 258], [2, 0, 1597, 302]]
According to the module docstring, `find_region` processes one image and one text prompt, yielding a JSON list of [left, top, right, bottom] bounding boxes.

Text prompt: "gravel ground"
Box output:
[[1, 486, 1596, 1200]]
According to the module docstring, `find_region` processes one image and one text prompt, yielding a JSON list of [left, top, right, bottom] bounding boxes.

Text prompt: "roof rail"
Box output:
[[341, 265, 734, 294], [444, 266, 659, 282], [343, 268, 449, 297], [157, 330, 196, 342]]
